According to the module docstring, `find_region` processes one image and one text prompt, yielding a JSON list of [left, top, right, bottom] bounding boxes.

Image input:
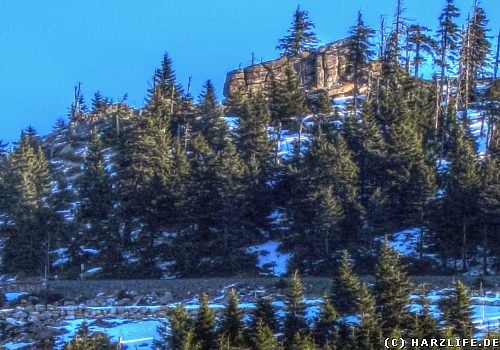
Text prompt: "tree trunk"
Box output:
[[462, 221, 467, 272]]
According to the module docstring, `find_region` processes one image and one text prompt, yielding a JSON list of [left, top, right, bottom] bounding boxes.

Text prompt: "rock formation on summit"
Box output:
[[224, 39, 379, 98]]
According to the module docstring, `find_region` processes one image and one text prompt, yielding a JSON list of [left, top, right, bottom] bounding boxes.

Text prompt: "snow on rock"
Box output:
[[247, 241, 290, 276]]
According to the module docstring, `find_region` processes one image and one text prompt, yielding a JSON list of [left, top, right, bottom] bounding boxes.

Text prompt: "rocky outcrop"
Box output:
[[224, 39, 359, 97]]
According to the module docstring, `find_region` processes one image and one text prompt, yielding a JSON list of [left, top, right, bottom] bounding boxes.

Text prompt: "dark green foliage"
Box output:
[[277, 6, 317, 56], [193, 293, 217, 350], [63, 323, 115, 350], [411, 291, 439, 343], [254, 318, 279, 350], [283, 132, 361, 272], [346, 11, 375, 114], [219, 289, 245, 347], [284, 271, 308, 347], [331, 251, 361, 315], [373, 240, 413, 334], [313, 295, 339, 347], [356, 284, 381, 350], [437, 122, 480, 271], [439, 280, 474, 339], [437, 0, 461, 77], [2, 131, 54, 275], [251, 296, 278, 335], [75, 132, 121, 276], [195, 80, 229, 152], [406, 24, 437, 77], [154, 304, 192, 350]]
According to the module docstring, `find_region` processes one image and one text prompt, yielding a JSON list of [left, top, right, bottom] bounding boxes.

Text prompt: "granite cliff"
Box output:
[[224, 39, 377, 98]]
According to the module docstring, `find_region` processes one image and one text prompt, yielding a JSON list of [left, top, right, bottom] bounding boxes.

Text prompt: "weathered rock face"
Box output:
[[224, 40, 353, 97]]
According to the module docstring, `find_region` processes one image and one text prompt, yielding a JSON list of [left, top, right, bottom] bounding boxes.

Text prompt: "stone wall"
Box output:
[[224, 40, 353, 97]]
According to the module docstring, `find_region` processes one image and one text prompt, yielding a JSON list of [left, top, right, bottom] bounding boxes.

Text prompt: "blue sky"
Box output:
[[0, 0, 498, 144]]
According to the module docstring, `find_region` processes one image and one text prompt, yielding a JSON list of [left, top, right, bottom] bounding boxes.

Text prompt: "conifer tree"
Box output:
[[277, 6, 318, 56], [195, 80, 229, 152], [75, 132, 121, 275], [284, 271, 308, 347], [385, 107, 436, 227], [154, 304, 192, 350], [252, 297, 279, 334], [254, 318, 279, 350], [313, 295, 339, 347], [411, 290, 439, 343], [440, 122, 480, 271], [219, 289, 245, 347], [331, 251, 362, 315], [439, 280, 474, 339], [269, 67, 307, 162], [356, 284, 381, 350], [347, 11, 375, 114], [373, 240, 413, 334], [2, 132, 53, 274], [479, 146, 500, 272], [406, 24, 437, 77], [63, 323, 115, 350], [193, 293, 217, 350]]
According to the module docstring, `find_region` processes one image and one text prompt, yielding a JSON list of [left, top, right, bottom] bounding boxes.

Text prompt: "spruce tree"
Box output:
[[440, 122, 480, 271], [154, 304, 192, 350], [406, 24, 437, 77], [373, 240, 413, 334], [439, 280, 474, 339], [219, 289, 245, 347], [254, 318, 279, 350], [347, 11, 375, 115], [2, 132, 53, 274], [479, 145, 500, 272], [63, 323, 115, 350], [252, 297, 279, 334], [330, 251, 362, 315], [284, 270, 308, 347], [313, 295, 339, 347], [356, 284, 381, 350], [75, 132, 121, 276], [195, 80, 229, 152], [277, 6, 318, 56], [193, 293, 217, 350]]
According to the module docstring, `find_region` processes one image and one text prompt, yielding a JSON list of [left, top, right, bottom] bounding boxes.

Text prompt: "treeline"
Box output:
[[63, 243, 494, 350], [0, 0, 499, 278]]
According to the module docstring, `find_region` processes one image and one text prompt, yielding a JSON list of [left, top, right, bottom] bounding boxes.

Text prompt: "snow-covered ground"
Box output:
[[3, 291, 494, 350], [246, 240, 290, 276]]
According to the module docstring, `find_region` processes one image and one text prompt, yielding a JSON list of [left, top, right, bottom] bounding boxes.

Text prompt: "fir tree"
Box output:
[[373, 240, 413, 334], [277, 6, 318, 56], [439, 280, 474, 339], [195, 80, 229, 152], [154, 304, 192, 350], [193, 293, 217, 350], [284, 271, 308, 347], [347, 11, 375, 114], [254, 318, 279, 350], [63, 323, 115, 350], [330, 251, 362, 315], [440, 122, 480, 271], [406, 24, 437, 77], [219, 289, 245, 347], [75, 132, 121, 276], [313, 295, 339, 347], [356, 284, 381, 350], [252, 297, 279, 334], [2, 132, 53, 274], [479, 146, 500, 272]]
